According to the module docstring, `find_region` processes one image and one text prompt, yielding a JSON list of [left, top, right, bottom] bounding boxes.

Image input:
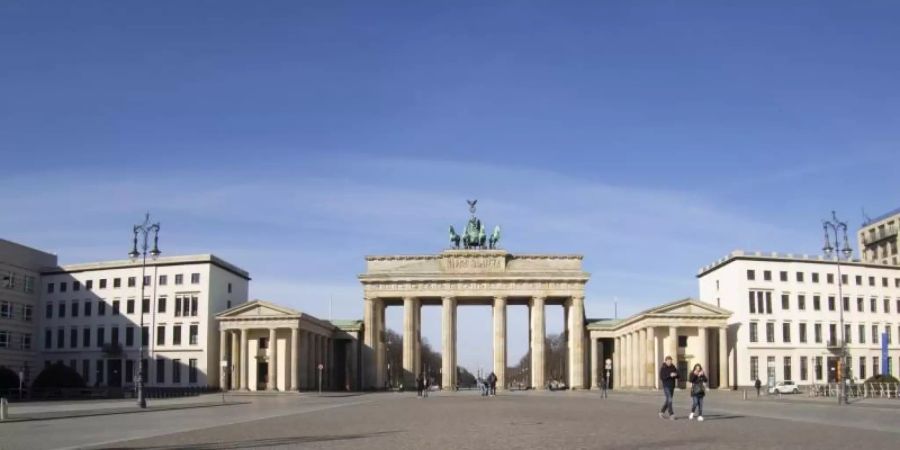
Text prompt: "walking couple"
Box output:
[[658, 356, 708, 421]]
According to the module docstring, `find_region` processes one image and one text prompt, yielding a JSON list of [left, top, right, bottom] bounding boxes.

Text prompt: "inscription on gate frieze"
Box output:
[[439, 252, 507, 273]]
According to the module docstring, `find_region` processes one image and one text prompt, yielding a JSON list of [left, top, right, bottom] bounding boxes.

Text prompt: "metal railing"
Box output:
[[808, 383, 899, 399]]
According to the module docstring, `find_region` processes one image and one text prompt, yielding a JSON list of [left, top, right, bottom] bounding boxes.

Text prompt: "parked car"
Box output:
[[769, 381, 800, 394]]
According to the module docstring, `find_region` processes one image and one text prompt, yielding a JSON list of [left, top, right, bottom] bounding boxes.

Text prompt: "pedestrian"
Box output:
[[689, 364, 708, 422], [755, 378, 762, 397], [658, 355, 679, 420], [488, 371, 498, 396], [599, 375, 608, 398], [416, 373, 424, 398], [478, 376, 487, 396], [422, 375, 429, 398]]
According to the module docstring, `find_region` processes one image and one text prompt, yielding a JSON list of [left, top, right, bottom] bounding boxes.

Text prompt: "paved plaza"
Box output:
[[1, 390, 899, 450]]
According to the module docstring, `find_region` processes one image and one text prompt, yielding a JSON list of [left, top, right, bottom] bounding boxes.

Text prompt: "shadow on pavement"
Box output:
[[112, 430, 402, 449], [698, 414, 745, 421]]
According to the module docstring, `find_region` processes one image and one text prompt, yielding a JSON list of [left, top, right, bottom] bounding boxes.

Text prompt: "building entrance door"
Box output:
[[107, 359, 122, 387], [257, 361, 268, 390]]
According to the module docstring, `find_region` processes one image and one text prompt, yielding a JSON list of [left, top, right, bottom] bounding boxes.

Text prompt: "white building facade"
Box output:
[[1, 239, 57, 386], [698, 251, 900, 388], [39, 255, 249, 388]]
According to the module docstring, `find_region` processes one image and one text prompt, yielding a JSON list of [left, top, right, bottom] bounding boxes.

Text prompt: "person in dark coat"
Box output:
[[416, 373, 424, 397], [755, 378, 762, 397], [659, 356, 679, 420], [487, 371, 498, 396], [689, 364, 708, 421]]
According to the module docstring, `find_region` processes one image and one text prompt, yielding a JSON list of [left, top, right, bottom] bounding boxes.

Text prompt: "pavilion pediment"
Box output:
[[217, 300, 301, 318], [647, 298, 730, 317]]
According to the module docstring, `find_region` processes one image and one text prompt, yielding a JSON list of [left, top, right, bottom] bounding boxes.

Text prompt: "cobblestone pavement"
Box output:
[[2, 390, 898, 450]]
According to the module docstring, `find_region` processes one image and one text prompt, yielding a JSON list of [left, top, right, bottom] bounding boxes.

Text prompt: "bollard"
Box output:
[[1, 397, 8, 421], [742, 389, 747, 400]]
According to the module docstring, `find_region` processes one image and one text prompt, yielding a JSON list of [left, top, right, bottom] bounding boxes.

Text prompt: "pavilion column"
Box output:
[[363, 297, 377, 390], [403, 297, 417, 387], [633, 331, 640, 387], [230, 330, 239, 390], [290, 327, 299, 391], [414, 301, 422, 378], [647, 327, 657, 389], [219, 329, 227, 389], [614, 336, 621, 388], [638, 328, 647, 388], [442, 296, 457, 390], [569, 296, 585, 389], [621, 334, 629, 387], [696, 326, 708, 375], [530, 296, 546, 390], [667, 326, 678, 364], [590, 337, 598, 389], [267, 328, 277, 390], [375, 300, 386, 389], [240, 328, 249, 390], [493, 296, 507, 390], [719, 326, 729, 389]]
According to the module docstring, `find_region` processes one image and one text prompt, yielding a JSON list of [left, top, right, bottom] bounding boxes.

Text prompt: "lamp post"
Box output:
[[822, 210, 851, 406], [129, 213, 160, 409]]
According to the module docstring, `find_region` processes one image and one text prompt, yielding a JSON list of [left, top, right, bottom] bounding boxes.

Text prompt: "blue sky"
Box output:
[[2, 1, 899, 372]]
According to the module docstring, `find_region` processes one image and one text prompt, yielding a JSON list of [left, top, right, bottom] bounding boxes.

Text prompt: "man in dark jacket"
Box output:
[[659, 356, 679, 420]]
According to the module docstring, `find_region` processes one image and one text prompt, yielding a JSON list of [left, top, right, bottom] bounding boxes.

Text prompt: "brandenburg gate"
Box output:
[[359, 201, 590, 390]]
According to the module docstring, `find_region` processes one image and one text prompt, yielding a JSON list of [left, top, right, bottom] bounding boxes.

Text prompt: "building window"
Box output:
[[173, 325, 182, 346], [871, 298, 877, 313], [763, 270, 772, 281], [855, 275, 862, 286], [99, 279, 107, 289], [781, 294, 789, 310], [85, 280, 93, 290], [56, 328, 64, 348], [748, 292, 756, 314], [45, 302, 52, 319], [766, 323, 775, 343], [190, 296, 198, 316], [113, 278, 121, 288], [813, 296, 821, 311], [827, 274, 834, 284], [82, 360, 90, 382], [175, 297, 182, 317], [98, 301, 106, 316], [750, 356, 759, 381], [844, 324, 851, 344], [142, 298, 150, 314], [767, 356, 776, 383], [189, 359, 198, 383], [814, 324, 822, 343], [798, 295, 806, 311], [125, 360, 134, 384], [782, 322, 791, 343], [126, 299, 135, 314], [0, 330, 9, 348], [175, 274, 183, 285], [872, 325, 878, 344], [156, 359, 165, 383], [47, 282, 54, 294], [857, 297, 864, 312], [158, 297, 167, 313], [112, 300, 120, 315], [811, 272, 819, 283], [0, 301, 10, 319], [97, 327, 105, 347], [142, 326, 149, 346], [96, 360, 104, 385], [71, 301, 79, 317], [779, 271, 788, 282], [859, 324, 866, 344], [883, 277, 889, 287], [765, 292, 772, 314], [83, 328, 90, 347], [189, 324, 198, 345], [869, 276, 875, 286], [44, 329, 51, 349], [828, 324, 837, 346], [859, 357, 866, 380], [842, 297, 849, 312], [127, 277, 136, 288], [227, 283, 232, 294], [125, 327, 134, 347], [749, 323, 758, 343], [799, 323, 807, 343], [190, 273, 200, 284], [884, 298, 891, 314], [159, 275, 168, 286], [84, 302, 91, 317], [23, 305, 32, 322], [157, 326, 166, 346], [747, 270, 755, 281], [886, 325, 893, 344], [60, 282, 68, 293], [70, 328, 77, 348], [828, 296, 835, 312], [143, 275, 151, 287], [58, 302, 66, 318], [73, 281, 80, 291], [172, 359, 181, 383], [783, 356, 792, 381], [815, 357, 823, 380], [841, 274, 848, 285], [796, 272, 804, 283], [111, 326, 119, 345], [800, 356, 808, 381], [873, 357, 879, 376]]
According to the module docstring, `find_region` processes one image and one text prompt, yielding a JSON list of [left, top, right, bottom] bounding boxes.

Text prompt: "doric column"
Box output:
[[442, 296, 457, 390], [240, 328, 249, 390], [638, 328, 647, 388], [696, 326, 708, 375], [374, 300, 386, 389], [414, 300, 422, 378], [621, 334, 628, 387], [667, 326, 678, 364], [630, 332, 638, 387], [590, 337, 598, 389], [493, 296, 507, 390], [230, 330, 239, 390], [569, 296, 585, 389], [403, 297, 417, 388], [290, 327, 299, 391], [268, 328, 277, 390], [647, 327, 657, 389], [530, 296, 546, 390], [363, 297, 377, 389], [718, 326, 729, 389]]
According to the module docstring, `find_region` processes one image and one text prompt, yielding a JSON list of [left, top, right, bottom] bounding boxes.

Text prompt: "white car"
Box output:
[[769, 381, 800, 394]]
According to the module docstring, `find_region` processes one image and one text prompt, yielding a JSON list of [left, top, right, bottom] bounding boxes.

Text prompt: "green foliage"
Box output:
[[0, 366, 20, 390], [32, 362, 86, 389]]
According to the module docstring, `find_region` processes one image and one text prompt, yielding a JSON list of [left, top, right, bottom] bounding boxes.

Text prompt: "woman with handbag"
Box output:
[[689, 364, 708, 421]]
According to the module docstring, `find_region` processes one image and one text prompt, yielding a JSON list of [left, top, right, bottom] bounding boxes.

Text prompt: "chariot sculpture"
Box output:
[[448, 200, 501, 250]]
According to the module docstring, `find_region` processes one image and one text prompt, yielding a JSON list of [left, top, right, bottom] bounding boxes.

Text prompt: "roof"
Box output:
[[863, 206, 900, 227], [586, 298, 731, 331], [43, 254, 250, 280], [696, 249, 900, 277]]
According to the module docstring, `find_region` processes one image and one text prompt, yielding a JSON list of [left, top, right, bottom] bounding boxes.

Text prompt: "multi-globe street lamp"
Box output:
[[822, 210, 852, 405], [129, 213, 160, 409]]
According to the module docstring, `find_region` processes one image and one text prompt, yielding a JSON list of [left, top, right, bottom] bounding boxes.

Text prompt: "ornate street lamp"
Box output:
[[129, 213, 160, 408], [822, 210, 852, 405]]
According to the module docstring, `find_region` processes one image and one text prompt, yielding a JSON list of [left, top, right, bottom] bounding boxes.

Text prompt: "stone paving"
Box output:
[[1, 390, 898, 449]]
